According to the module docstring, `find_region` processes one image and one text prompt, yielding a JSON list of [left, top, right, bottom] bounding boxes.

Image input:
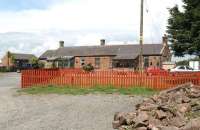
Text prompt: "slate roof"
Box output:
[[11, 53, 37, 60], [40, 44, 164, 60], [39, 50, 55, 59]]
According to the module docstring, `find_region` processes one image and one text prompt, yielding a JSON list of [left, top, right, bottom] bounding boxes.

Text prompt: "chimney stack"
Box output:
[[59, 41, 64, 48], [100, 39, 106, 46], [162, 34, 168, 46]]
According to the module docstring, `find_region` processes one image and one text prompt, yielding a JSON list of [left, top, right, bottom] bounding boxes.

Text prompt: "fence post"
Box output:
[[21, 70, 24, 88], [20, 69, 200, 90]]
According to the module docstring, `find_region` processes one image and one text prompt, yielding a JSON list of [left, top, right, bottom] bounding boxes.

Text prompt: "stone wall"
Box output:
[[161, 44, 172, 62], [148, 56, 162, 68]]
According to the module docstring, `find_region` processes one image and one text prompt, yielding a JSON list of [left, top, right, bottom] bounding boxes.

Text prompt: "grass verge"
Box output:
[[19, 85, 157, 96]]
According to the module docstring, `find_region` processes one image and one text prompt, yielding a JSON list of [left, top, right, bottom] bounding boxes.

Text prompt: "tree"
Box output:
[[30, 57, 44, 69], [176, 60, 189, 66], [167, 0, 200, 57], [7, 51, 11, 68], [11, 55, 16, 65]]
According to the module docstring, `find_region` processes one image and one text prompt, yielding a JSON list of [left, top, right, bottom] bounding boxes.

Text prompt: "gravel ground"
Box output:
[[0, 73, 144, 130], [0, 73, 20, 88]]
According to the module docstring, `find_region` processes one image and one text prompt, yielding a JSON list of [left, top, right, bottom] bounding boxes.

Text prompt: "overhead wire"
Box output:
[[144, 0, 162, 44], [144, 0, 153, 44]]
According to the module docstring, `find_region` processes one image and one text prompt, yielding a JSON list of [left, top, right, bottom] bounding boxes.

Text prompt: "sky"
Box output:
[[0, 0, 184, 61]]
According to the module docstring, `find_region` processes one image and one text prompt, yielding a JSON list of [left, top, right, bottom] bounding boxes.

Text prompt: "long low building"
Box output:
[[39, 35, 171, 70], [1, 52, 37, 69]]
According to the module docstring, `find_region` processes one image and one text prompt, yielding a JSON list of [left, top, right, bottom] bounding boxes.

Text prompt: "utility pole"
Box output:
[[139, 0, 144, 71]]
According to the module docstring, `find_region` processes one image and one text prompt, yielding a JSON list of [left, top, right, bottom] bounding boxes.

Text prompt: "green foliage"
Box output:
[[192, 56, 200, 61], [176, 56, 200, 66], [7, 51, 13, 68], [38, 61, 45, 68], [11, 55, 16, 64], [0, 67, 9, 72], [52, 61, 57, 68], [82, 63, 94, 72], [19, 85, 157, 96], [29, 57, 44, 69], [0, 66, 16, 72], [176, 60, 189, 66], [167, 0, 200, 56], [30, 57, 38, 65]]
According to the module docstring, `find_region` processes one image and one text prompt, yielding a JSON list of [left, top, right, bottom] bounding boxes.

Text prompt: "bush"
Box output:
[[0, 66, 17, 72], [30, 57, 45, 69], [83, 63, 94, 72], [0, 67, 7, 72]]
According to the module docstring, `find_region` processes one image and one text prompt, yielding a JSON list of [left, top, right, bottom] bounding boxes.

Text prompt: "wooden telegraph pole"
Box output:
[[139, 0, 144, 71]]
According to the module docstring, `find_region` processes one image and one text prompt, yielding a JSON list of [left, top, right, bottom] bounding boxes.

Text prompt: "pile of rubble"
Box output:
[[113, 83, 200, 130]]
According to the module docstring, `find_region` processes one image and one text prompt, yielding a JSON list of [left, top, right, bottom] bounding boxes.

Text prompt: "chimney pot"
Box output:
[[59, 41, 64, 48], [100, 39, 106, 46]]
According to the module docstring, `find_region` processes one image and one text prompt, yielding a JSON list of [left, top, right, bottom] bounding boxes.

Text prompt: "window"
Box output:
[[70, 58, 75, 67], [113, 60, 134, 68], [178, 66, 185, 70], [144, 57, 149, 68], [80, 57, 85, 66], [157, 62, 160, 66], [109, 57, 113, 68], [95, 57, 100, 68], [186, 66, 193, 70]]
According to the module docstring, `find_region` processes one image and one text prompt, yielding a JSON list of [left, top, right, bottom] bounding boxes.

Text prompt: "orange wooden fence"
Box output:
[[21, 69, 200, 90]]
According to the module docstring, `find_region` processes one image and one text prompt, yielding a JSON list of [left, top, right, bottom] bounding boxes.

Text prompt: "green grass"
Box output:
[[19, 85, 157, 96]]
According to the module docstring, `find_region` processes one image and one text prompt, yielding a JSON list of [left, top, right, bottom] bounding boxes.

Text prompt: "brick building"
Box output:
[[39, 35, 171, 70], [1, 52, 37, 69]]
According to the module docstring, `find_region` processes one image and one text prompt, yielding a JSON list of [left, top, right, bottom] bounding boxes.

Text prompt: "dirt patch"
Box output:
[[0, 87, 144, 130]]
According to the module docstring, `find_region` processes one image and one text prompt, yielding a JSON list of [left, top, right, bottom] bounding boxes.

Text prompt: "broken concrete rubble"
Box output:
[[181, 117, 200, 130], [112, 83, 200, 130]]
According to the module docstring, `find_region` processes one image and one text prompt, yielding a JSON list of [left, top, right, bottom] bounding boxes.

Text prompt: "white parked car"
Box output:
[[170, 66, 200, 72]]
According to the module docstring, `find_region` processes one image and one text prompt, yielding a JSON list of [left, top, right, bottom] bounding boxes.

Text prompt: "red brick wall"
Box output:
[[72, 45, 171, 70], [1, 53, 13, 67], [74, 55, 167, 70], [74, 56, 113, 69]]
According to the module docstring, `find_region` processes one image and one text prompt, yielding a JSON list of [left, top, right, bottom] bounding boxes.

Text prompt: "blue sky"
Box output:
[[0, 0, 185, 61], [0, 0, 49, 11], [0, 0, 63, 11]]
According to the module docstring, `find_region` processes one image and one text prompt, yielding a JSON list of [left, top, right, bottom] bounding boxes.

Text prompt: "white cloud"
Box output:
[[0, 0, 183, 59], [0, 0, 183, 32], [75, 33, 105, 46]]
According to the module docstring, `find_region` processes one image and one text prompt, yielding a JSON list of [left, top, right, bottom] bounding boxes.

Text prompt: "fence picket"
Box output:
[[21, 69, 200, 90]]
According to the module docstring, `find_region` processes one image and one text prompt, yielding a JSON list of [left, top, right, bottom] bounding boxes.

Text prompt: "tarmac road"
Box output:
[[0, 72, 20, 88]]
